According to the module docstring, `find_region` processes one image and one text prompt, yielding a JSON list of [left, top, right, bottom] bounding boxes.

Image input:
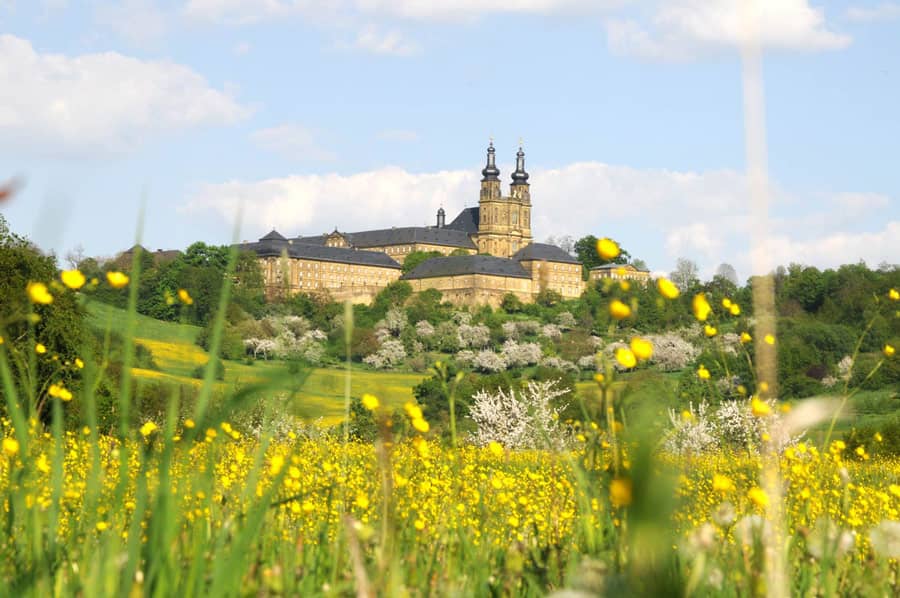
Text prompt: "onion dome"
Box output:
[[511, 146, 529, 185], [481, 141, 500, 181]]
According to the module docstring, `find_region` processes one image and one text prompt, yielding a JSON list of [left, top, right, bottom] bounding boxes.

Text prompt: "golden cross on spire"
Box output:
[[489, 135, 494, 144], [518, 136, 524, 148]]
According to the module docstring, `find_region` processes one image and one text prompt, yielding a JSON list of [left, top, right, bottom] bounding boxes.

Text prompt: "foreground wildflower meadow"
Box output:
[[1, 240, 899, 596]]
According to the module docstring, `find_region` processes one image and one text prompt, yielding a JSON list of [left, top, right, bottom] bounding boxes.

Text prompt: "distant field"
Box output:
[[86, 302, 426, 423]]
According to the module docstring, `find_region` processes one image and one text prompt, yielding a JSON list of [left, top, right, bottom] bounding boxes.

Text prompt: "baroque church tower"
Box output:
[[476, 142, 533, 257]]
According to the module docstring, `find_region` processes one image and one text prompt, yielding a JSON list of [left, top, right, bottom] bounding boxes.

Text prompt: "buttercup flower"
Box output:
[[106, 271, 130, 289], [764, 334, 775, 345], [697, 364, 711, 380], [361, 393, 380, 411], [885, 344, 895, 358], [615, 347, 637, 369], [609, 300, 632, 320], [596, 238, 620, 261], [692, 293, 712, 321], [657, 277, 680, 299], [630, 337, 653, 361], [740, 332, 752, 344], [60, 270, 86, 290], [178, 288, 194, 305], [704, 325, 717, 337], [27, 281, 53, 304]]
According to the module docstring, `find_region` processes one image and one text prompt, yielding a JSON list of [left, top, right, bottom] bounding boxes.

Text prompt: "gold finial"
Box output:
[[489, 135, 494, 145], [518, 136, 524, 148]]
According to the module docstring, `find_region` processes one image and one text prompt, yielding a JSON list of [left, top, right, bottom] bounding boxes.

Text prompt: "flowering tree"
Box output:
[[501, 340, 542, 368], [472, 350, 507, 373], [469, 380, 571, 450], [458, 324, 491, 349]]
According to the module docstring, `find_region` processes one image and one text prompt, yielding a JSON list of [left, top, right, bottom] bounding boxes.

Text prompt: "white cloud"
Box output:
[[0, 34, 249, 155], [750, 222, 900, 272], [183, 161, 897, 277], [250, 124, 336, 161], [378, 128, 419, 142], [607, 0, 850, 60], [847, 3, 900, 22], [94, 0, 169, 46], [351, 24, 418, 55], [182, 0, 612, 23]]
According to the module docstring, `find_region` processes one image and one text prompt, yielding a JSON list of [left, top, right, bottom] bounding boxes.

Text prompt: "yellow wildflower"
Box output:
[[592, 373, 605, 384], [889, 288, 899, 301], [748, 487, 769, 509], [488, 441, 504, 458], [751, 397, 771, 417], [722, 298, 732, 309], [729, 303, 741, 316], [74, 357, 84, 369], [696, 364, 711, 380], [884, 344, 895, 358], [184, 418, 195, 429], [713, 474, 735, 493], [615, 347, 637, 369], [35, 343, 47, 355], [412, 417, 430, 433], [704, 324, 717, 337], [269, 454, 285, 476], [139, 421, 158, 437], [58, 387, 73, 402], [610, 478, 632, 507], [740, 332, 752, 344], [36, 454, 50, 474], [657, 277, 680, 299], [404, 402, 422, 420], [60, 270, 86, 290], [96, 522, 108, 532], [764, 334, 775, 345], [355, 493, 370, 509], [596, 238, 620, 261], [681, 410, 693, 421], [177, 288, 194, 305], [875, 432, 883, 442], [619, 280, 631, 292], [361, 393, 380, 411], [692, 293, 712, 321], [609, 300, 631, 320], [414, 519, 426, 531], [26, 281, 53, 304], [106, 271, 130, 289], [630, 337, 653, 361], [2, 437, 19, 457]]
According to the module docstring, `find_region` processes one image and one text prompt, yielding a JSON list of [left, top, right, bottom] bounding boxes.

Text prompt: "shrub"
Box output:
[[192, 359, 225, 381]]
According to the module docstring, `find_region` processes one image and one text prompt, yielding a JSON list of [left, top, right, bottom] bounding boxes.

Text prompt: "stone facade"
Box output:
[[589, 263, 651, 284]]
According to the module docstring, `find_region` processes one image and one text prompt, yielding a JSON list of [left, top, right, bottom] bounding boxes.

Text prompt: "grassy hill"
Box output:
[[86, 302, 426, 424]]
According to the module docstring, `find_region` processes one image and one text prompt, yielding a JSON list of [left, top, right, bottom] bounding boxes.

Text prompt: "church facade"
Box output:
[[242, 143, 587, 307]]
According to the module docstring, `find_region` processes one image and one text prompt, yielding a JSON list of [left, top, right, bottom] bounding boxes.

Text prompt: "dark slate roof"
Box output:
[[293, 234, 328, 246], [512, 243, 580, 264], [591, 263, 649, 272], [444, 207, 480, 234], [343, 226, 476, 250], [260, 229, 287, 241], [401, 255, 530, 280], [240, 240, 401, 269]]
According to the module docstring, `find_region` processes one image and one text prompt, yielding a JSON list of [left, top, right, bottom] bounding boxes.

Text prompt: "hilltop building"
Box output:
[[242, 143, 610, 306]]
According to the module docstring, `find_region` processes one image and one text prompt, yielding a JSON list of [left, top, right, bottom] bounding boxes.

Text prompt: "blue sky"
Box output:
[[0, 0, 897, 281]]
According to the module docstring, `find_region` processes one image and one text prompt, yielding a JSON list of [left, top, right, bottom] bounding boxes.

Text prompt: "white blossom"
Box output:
[[469, 380, 571, 450], [472, 350, 507, 373], [363, 339, 407, 369], [458, 324, 491, 349], [556, 311, 577, 330], [415, 320, 435, 337], [501, 340, 542, 368]]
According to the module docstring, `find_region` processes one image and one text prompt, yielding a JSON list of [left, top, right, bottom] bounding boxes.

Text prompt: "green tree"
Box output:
[[0, 215, 88, 419], [401, 250, 443, 274]]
